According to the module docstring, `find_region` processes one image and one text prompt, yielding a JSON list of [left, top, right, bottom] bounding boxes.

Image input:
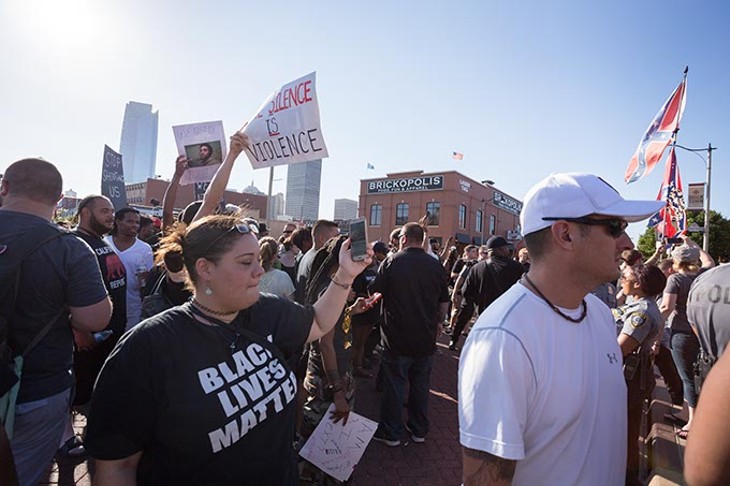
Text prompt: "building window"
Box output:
[[489, 214, 496, 235], [458, 204, 467, 229], [369, 204, 382, 226], [476, 210, 483, 233], [395, 203, 409, 226], [426, 201, 440, 225]]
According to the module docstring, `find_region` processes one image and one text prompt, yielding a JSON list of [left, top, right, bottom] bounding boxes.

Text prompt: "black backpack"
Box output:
[[0, 224, 70, 411]]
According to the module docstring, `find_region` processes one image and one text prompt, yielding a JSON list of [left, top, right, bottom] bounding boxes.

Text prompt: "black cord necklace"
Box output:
[[522, 274, 587, 324], [189, 303, 241, 354], [191, 298, 238, 317]]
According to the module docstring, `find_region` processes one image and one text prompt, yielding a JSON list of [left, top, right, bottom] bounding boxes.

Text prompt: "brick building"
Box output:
[[359, 170, 523, 247], [125, 178, 268, 219]]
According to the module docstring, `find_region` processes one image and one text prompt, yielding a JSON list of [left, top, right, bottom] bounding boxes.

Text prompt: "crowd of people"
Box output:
[[1, 136, 729, 485]]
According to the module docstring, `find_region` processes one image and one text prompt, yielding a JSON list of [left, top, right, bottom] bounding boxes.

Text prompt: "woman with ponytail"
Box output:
[[85, 215, 372, 485]]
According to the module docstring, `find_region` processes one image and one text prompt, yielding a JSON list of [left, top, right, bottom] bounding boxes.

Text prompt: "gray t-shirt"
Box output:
[[687, 265, 730, 360], [664, 273, 698, 333], [0, 211, 109, 402]]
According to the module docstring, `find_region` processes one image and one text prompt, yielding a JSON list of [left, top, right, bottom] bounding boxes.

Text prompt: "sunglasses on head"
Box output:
[[542, 217, 628, 238], [202, 221, 258, 256]]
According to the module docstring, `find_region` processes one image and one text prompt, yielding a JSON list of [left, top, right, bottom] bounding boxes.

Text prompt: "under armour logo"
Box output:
[[607, 353, 618, 364]]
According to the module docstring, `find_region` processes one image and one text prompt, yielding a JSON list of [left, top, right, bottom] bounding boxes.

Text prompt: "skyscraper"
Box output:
[[119, 101, 159, 184], [286, 160, 321, 221], [334, 198, 358, 220]]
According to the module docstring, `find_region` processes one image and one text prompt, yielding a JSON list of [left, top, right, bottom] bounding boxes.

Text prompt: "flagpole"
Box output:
[[675, 143, 717, 253]]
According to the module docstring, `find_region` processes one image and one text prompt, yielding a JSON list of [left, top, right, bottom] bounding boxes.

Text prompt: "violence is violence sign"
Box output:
[[242, 72, 329, 169]]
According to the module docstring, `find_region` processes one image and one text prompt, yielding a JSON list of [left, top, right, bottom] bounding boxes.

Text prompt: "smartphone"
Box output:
[[666, 237, 683, 244], [364, 292, 382, 309], [349, 218, 368, 261]]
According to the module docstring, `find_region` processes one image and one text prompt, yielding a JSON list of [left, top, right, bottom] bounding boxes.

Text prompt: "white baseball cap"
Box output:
[[520, 173, 664, 236]]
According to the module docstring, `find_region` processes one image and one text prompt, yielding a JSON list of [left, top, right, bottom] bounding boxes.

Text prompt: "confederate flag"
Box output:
[[647, 146, 686, 238]]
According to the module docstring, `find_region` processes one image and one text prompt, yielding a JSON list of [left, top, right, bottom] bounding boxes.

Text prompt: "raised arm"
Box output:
[[684, 236, 715, 269], [161, 155, 188, 234], [191, 132, 250, 224], [308, 240, 372, 342]]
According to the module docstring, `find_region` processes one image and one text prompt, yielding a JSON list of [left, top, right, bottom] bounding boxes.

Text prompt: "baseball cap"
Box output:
[[520, 173, 664, 236], [372, 241, 389, 255], [486, 235, 509, 249], [671, 244, 700, 263]]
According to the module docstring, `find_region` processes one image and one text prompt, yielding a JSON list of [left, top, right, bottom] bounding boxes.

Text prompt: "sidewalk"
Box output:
[[41, 335, 463, 485]]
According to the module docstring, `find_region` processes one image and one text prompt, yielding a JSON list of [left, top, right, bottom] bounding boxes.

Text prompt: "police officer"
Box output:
[[612, 263, 667, 486]]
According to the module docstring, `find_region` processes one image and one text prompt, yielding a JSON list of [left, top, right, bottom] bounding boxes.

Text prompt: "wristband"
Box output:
[[330, 275, 352, 290]]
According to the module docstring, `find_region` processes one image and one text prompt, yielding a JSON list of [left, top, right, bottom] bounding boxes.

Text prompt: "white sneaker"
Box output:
[[405, 424, 425, 443]]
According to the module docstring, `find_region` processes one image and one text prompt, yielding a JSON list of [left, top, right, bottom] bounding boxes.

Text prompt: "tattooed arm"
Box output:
[[463, 447, 516, 486]]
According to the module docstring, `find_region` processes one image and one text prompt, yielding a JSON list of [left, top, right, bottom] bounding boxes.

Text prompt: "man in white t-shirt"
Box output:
[[458, 173, 664, 485], [105, 207, 154, 331]]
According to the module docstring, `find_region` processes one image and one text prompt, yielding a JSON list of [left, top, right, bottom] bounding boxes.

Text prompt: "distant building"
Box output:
[[125, 178, 267, 220], [286, 160, 321, 221], [359, 170, 522, 247], [334, 198, 358, 221], [271, 192, 285, 219], [120, 101, 159, 184]]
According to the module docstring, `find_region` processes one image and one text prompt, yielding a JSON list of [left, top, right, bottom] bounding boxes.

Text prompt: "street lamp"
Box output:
[[675, 143, 717, 253]]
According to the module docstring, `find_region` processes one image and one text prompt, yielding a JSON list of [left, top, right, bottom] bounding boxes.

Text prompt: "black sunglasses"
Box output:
[[202, 221, 258, 256], [542, 217, 628, 238]]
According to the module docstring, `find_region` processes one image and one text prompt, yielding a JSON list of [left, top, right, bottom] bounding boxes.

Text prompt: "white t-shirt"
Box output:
[[459, 283, 627, 485], [259, 268, 295, 298], [105, 236, 154, 331]]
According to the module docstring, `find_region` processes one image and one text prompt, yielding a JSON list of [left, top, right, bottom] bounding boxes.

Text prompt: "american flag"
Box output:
[[647, 146, 686, 238], [624, 77, 687, 184], [452, 151, 464, 160]]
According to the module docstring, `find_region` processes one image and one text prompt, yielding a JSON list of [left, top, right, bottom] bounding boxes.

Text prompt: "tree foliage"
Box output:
[[636, 210, 730, 263]]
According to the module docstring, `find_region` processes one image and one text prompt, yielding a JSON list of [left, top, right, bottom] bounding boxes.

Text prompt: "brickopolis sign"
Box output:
[[367, 175, 444, 194]]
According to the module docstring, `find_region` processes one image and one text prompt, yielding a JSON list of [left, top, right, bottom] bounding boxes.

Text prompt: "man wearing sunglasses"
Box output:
[[459, 173, 663, 485]]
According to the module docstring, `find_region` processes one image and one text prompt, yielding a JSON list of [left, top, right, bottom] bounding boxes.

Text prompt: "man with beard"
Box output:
[[458, 173, 663, 485], [189, 142, 221, 167], [58, 195, 128, 456], [105, 208, 154, 330]]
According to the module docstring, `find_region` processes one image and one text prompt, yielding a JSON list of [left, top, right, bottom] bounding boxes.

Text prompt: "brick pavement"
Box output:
[[39, 335, 463, 485]]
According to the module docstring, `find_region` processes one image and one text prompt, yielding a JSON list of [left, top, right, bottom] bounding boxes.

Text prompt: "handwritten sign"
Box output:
[[298, 405, 377, 482], [242, 72, 329, 169], [172, 121, 227, 185], [101, 145, 127, 209]]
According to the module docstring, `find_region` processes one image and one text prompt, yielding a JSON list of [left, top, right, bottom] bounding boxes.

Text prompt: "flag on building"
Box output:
[[452, 151, 464, 160], [366, 163, 375, 170], [647, 146, 686, 238], [624, 77, 687, 184]]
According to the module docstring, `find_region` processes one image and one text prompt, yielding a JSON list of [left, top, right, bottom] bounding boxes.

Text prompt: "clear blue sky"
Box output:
[[2, 0, 728, 241]]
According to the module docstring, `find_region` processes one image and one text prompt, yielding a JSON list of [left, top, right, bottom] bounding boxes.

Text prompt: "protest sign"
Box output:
[[298, 404, 377, 482], [172, 121, 227, 185], [242, 72, 329, 169], [101, 145, 128, 209]]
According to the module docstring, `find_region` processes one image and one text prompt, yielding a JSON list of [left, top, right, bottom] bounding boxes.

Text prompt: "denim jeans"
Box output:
[[378, 351, 433, 439], [670, 330, 700, 408]]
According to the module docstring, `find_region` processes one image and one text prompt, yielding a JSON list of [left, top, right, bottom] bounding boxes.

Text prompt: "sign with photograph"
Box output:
[[242, 72, 329, 169], [299, 404, 377, 482], [366, 175, 444, 194], [687, 182, 705, 210], [101, 145, 127, 209], [172, 121, 227, 185]]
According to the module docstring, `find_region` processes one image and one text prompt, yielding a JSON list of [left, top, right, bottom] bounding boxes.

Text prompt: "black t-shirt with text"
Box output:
[[73, 230, 127, 335], [85, 297, 313, 485]]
